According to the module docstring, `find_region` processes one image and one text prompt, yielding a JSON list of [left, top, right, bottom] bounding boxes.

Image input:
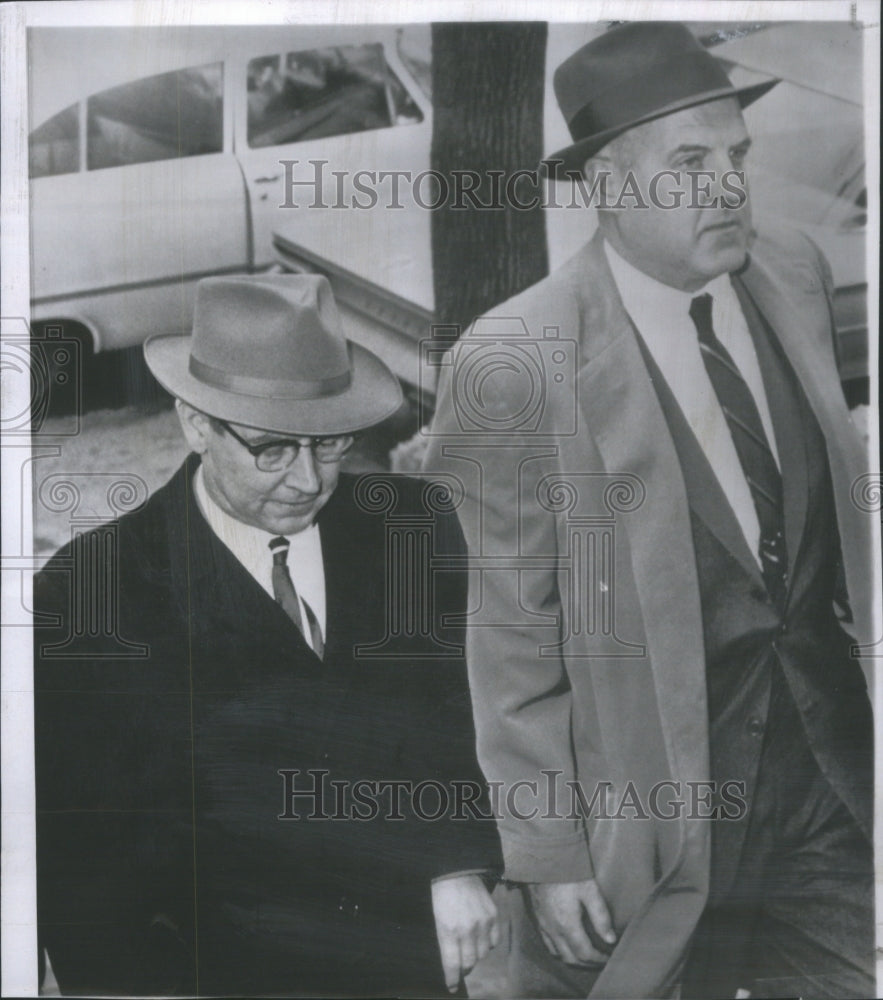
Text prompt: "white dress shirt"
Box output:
[[193, 465, 326, 649], [603, 240, 780, 566]]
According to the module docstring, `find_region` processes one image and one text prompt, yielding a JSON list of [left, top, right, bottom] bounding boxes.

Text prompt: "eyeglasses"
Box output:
[[216, 419, 355, 471]]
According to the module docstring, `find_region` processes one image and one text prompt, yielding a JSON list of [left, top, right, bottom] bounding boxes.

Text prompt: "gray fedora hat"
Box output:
[[542, 22, 778, 179], [144, 273, 403, 435]]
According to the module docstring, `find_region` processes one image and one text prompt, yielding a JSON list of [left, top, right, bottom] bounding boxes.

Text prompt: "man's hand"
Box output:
[[431, 874, 499, 992], [526, 879, 616, 966]]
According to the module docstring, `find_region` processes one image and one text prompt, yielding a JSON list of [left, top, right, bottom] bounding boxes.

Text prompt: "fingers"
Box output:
[[538, 926, 556, 956], [489, 913, 501, 950], [582, 879, 617, 948], [458, 894, 498, 975], [438, 907, 497, 991], [537, 911, 606, 966], [431, 877, 500, 992], [528, 879, 616, 967], [459, 934, 478, 978], [437, 930, 462, 992]]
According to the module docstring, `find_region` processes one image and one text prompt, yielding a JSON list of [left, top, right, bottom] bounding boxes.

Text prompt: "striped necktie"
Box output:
[[269, 536, 325, 658], [689, 293, 788, 608]]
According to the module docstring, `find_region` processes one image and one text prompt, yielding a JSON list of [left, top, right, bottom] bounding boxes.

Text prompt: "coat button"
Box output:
[[747, 717, 765, 737]]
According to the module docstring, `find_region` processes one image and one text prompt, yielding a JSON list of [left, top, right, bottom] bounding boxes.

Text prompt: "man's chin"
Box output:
[[697, 243, 749, 282], [262, 498, 327, 535], [269, 514, 317, 535]]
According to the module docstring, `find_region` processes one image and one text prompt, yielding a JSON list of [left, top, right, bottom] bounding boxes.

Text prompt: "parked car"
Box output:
[[28, 24, 432, 391], [28, 21, 867, 406]]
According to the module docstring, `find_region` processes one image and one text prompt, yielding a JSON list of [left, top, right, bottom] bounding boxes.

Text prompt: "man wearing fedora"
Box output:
[[425, 21, 874, 999], [33, 274, 502, 997]]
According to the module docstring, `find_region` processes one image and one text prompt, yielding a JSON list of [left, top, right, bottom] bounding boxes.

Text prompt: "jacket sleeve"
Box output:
[[387, 482, 503, 883], [422, 339, 594, 885]]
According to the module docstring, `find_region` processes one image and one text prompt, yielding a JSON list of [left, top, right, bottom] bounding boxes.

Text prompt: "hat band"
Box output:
[[189, 355, 352, 399], [567, 50, 735, 145]]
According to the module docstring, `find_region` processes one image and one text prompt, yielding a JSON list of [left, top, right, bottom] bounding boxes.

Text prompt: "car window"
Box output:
[[247, 43, 422, 148], [87, 62, 223, 170], [29, 103, 79, 178]]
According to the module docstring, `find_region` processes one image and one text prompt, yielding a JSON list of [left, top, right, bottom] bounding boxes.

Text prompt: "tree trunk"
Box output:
[[430, 22, 549, 333]]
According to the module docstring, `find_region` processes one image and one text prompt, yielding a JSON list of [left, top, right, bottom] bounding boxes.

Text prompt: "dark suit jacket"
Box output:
[[34, 458, 501, 997], [424, 226, 874, 998]]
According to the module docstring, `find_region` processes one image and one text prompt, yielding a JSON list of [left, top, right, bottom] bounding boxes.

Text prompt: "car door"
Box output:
[[29, 57, 249, 350], [233, 27, 434, 313]]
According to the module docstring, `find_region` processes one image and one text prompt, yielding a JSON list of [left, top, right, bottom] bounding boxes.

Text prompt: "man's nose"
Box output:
[[709, 151, 747, 208], [284, 446, 321, 494]]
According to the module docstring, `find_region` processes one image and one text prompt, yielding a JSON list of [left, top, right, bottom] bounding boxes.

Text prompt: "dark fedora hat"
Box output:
[[144, 274, 402, 436], [542, 22, 778, 179]]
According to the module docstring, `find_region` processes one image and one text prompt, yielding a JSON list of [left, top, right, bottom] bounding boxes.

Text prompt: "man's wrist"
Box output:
[[431, 868, 498, 892]]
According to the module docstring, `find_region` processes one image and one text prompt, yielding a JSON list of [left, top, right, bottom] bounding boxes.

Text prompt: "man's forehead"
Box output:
[[634, 97, 749, 151]]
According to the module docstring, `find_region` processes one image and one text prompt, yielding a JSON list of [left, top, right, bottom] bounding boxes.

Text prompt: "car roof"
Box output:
[[29, 23, 407, 128]]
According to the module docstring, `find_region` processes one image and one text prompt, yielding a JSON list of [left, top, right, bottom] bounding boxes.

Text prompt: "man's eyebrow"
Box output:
[[667, 143, 711, 159], [665, 137, 752, 159]]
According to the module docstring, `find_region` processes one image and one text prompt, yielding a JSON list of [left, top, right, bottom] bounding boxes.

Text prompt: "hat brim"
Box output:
[[541, 78, 779, 181], [144, 334, 403, 436]]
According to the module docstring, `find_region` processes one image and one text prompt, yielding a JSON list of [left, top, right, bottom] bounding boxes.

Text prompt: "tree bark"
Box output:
[[430, 22, 549, 333]]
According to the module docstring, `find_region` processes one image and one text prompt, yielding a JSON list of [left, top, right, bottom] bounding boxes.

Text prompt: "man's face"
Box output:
[[592, 98, 753, 291], [179, 404, 341, 535]]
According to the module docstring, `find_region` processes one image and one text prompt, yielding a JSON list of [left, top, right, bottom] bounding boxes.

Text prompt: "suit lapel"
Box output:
[[738, 246, 875, 647], [316, 473, 384, 666], [166, 456, 323, 682], [317, 480, 357, 663], [573, 236, 710, 785]]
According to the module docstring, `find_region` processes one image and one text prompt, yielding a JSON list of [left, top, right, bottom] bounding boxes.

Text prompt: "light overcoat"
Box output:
[[424, 227, 875, 997]]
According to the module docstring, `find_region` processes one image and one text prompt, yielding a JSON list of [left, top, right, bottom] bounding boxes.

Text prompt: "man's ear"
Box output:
[[175, 400, 213, 454], [583, 152, 615, 200]]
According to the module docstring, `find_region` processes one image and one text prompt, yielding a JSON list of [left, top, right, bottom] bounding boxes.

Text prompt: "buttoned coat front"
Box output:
[[34, 463, 501, 997]]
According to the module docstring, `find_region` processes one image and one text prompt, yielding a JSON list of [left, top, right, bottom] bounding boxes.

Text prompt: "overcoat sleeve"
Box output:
[[405, 495, 503, 881], [423, 328, 595, 885]]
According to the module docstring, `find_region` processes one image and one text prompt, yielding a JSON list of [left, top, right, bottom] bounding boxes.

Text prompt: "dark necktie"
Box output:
[[689, 293, 788, 607], [269, 536, 325, 658]]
